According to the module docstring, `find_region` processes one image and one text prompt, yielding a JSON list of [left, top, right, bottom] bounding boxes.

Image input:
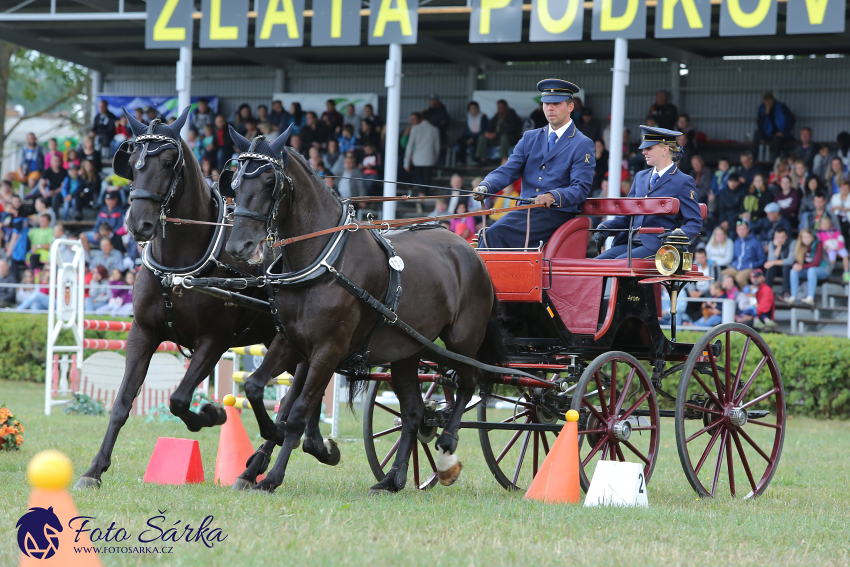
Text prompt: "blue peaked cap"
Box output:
[[537, 79, 580, 103], [639, 125, 683, 149]]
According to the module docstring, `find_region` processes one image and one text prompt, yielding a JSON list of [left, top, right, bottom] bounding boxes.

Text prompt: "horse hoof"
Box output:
[[252, 479, 279, 493], [231, 477, 255, 491], [324, 439, 341, 467], [368, 486, 396, 497], [73, 476, 101, 490], [436, 449, 463, 486], [200, 403, 226, 426], [215, 405, 227, 426]]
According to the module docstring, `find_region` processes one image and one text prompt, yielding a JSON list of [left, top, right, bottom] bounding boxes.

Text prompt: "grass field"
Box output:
[[2, 379, 849, 567]]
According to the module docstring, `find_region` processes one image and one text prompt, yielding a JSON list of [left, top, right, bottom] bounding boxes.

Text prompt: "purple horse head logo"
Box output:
[[16, 506, 63, 559]]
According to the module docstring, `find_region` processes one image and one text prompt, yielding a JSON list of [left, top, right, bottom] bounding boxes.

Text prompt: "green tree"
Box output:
[[0, 41, 89, 175]]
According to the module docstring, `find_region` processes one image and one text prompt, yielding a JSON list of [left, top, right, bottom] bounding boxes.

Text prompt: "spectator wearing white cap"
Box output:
[[754, 202, 791, 246]]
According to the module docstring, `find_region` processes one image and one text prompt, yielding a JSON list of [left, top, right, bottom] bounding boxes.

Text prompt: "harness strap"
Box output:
[[160, 288, 195, 359], [129, 189, 166, 203], [233, 206, 271, 224]]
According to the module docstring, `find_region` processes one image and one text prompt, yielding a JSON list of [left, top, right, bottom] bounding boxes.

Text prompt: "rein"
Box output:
[[323, 175, 532, 203]]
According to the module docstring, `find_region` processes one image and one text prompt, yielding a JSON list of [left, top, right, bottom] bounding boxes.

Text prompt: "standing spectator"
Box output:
[[4, 202, 29, 280], [576, 108, 601, 142], [84, 264, 110, 312], [763, 226, 794, 290], [741, 174, 773, 224], [706, 226, 734, 268], [648, 90, 678, 130], [361, 104, 384, 132], [812, 144, 833, 181], [426, 97, 450, 143], [0, 259, 16, 307], [722, 220, 766, 289], [476, 100, 522, 162], [404, 112, 440, 191], [92, 100, 117, 152], [87, 238, 125, 274], [737, 152, 761, 187], [795, 127, 817, 171], [7, 132, 44, 185], [773, 175, 801, 222], [42, 154, 68, 215], [27, 213, 54, 268], [816, 214, 849, 281], [79, 135, 102, 171], [342, 104, 360, 130], [232, 104, 254, 135], [43, 138, 63, 171], [837, 131, 850, 171], [212, 115, 232, 171], [718, 176, 745, 232], [321, 99, 344, 134], [755, 202, 791, 245], [785, 227, 829, 305], [190, 98, 216, 134], [825, 156, 846, 195], [751, 93, 795, 161], [456, 102, 489, 165], [829, 181, 850, 244]]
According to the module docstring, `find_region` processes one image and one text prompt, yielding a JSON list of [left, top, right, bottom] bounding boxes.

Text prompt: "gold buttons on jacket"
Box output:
[[538, 176, 542, 181], [542, 166, 546, 170], [536, 188, 540, 192]]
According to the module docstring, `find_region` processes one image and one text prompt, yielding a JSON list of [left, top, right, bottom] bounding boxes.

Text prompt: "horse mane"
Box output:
[[179, 137, 209, 197], [285, 147, 342, 202]]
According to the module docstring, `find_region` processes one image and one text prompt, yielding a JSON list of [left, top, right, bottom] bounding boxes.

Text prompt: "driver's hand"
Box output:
[[473, 185, 489, 202], [535, 192, 556, 208]]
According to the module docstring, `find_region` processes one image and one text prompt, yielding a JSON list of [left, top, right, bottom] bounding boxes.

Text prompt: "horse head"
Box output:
[[224, 124, 292, 263], [118, 105, 191, 241]]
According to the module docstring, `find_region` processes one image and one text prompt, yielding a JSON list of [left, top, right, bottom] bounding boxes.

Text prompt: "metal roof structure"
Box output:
[[0, 0, 848, 72]]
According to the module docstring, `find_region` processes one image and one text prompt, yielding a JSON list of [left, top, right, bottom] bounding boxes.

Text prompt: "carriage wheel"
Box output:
[[478, 385, 564, 491], [362, 380, 449, 490], [674, 323, 785, 498], [570, 351, 660, 492]]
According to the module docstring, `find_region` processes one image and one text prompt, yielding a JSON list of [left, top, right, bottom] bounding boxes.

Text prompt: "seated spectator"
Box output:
[[187, 129, 201, 161], [33, 198, 56, 228], [444, 173, 465, 215], [592, 140, 609, 191], [18, 264, 50, 310], [711, 157, 733, 196], [774, 175, 801, 223], [42, 154, 68, 215], [428, 199, 449, 218], [816, 215, 849, 282], [577, 108, 601, 143], [829, 181, 850, 243], [737, 151, 761, 187], [96, 269, 134, 316], [426, 96, 450, 143], [361, 103, 383, 132], [307, 147, 322, 171], [285, 102, 306, 136], [722, 220, 766, 289], [0, 259, 16, 308], [98, 170, 131, 206], [692, 281, 725, 327], [14, 269, 35, 305], [336, 154, 367, 201], [232, 104, 254, 135], [145, 106, 164, 124], [659, 286, 690, 327], [84, 264, 110, 312], [837, 131, 850, 170], [87, 238, 125, 274], [300, 111, 330, 151], [134, 107, 147, 125], [96, 222, 126, 255], [189, 98, 215, 135], [735, 269, 776, 328], [74, 160, 101, 215], [43, 138, 63, 171], [60, 164, 82, 220], [812, 144, 833, 181], [530, 103, 547, 130], [677, 113, 696, 146], [63, 148, 81, 171], [795, 127, 816, 171], [243, 119, 260, 142], [769, 160, 789, 187], [751, 92, 796, 161], [684, 248, 720, 320], [450, 202, 477, 243], [798, 176, 823, 228], [456, 102, 489, 165], [28, 213, 54, 269], [825, 156, 846, 195], [785, 227, 829, 305], [741, 174, 772, 224], [268, 100, 290, 129], [342, 104, 360, 131], [79, 134, 101, 172], [721, 274, 739, 300], [7, 132, 44, 185], [337, 124, 357, 154], [289, 134, 304, 158], [763, 226, 794, 291], [361, 143, 382, 196], [200, 158, 215, 187], [476, 99, 522, 162], [323, 139, 342, 173], [358, 119, 381, 151], [755, 202, 791, 245], [321, 99, 344, 134], [718, 177, 745, 232], [790, 159, 811, 194], [805, 192, 839, 234], [81, 194, 125, 254], [648, 90, 678, 130]]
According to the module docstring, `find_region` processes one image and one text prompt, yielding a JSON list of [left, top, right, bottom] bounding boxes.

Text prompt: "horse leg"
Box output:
[[301, 379, 340, 466], [253, 361, 337, 493], [75, 325, 159, 488], [368, 356, 424, 496], [243, 336, 300, 444], [434, 364, 478, 486], [168, 340, 230, 432]]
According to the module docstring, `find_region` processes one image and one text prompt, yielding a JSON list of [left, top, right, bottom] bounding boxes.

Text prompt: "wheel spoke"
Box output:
[[496, 409, 530, 426], [495, 429, 524, 464], [540, 431, 551, 455], [711, 429, 728, 496], [609, 361, 618, 417], [692, 370, 723, 408], [686, 419, 722, 443], [747, 419, 781, 430], [375, 402, 401, 418], [735, 357, 767, 405], [731, 429, 757, 492], [620, 391, 650, 421], [373, 425, 403, 439], [738, 428, 773, 463], [684, 402, 722, 416], [601, 442, 610, 460], [726, 431, 736, 497], [724, 331, 732, 403], [422, 442, 438, 472], [380, 437, 401, 468], [694, 425, 723, 475], [614, 443, 626, 462], [631, 426, 657, 431], [512, 431, 531, 486], [594, 371, 609, 419], [613, 368, 636, 416], [581, 398, 608, 423], [621, 439, 650, 465], [581, 428, 609, 435], [413, 442, 420, 488], [533, 432, 539, 477], [731, 337, 751, 402], [488, 394, 534, 409], [740, 388, 779, 410], [582, 436, 608, 467], [707, 345, 726, 401]]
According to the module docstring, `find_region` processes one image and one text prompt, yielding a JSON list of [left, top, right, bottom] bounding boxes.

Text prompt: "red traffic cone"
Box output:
[[143, 438, 204, 485], [214, 395, 264, 486], [19, 451, 102, 567], [524, 409, 581, 504]]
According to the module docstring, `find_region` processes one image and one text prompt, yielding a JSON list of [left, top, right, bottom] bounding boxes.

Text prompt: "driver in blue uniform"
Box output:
[[595, 126, 703, 259], [473, 79, 595, 249]]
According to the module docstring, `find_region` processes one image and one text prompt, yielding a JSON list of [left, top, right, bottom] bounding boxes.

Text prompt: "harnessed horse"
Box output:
[[224, 125, 504, 494], [74, 107, 339, 490]]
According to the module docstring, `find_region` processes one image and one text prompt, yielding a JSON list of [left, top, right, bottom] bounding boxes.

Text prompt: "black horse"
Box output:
[[75, 108, 338, 490], [223, 126, 502, 494]]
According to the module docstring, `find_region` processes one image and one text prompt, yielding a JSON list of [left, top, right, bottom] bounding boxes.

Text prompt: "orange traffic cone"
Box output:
[[18, 451, 102, 567], [524, 409, 581, 504], [214, 395, 264, 486]]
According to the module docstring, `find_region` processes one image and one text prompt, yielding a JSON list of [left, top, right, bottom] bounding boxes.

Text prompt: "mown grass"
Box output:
[[1, 379, 849, 567]]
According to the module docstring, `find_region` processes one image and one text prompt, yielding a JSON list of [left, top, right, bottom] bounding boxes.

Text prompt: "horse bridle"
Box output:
[[226, 136, 294, 243], [122, 119, 186, 236]]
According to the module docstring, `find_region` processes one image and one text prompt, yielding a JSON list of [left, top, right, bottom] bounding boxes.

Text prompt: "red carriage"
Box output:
[[363, 197, 786, 498]]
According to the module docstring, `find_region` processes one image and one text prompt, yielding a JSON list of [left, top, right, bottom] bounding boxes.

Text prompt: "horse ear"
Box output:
[[168, 106, 191, 139], [228, 125, 251, 153], [122, 106, 146, 137], [270, 124, 293, 155]]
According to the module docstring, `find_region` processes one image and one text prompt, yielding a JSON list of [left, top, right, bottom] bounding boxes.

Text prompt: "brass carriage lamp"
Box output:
[[654, 229, 693, 276]]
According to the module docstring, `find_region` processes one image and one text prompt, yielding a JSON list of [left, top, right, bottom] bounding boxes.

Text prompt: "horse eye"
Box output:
[[163, 161, 173, 169]]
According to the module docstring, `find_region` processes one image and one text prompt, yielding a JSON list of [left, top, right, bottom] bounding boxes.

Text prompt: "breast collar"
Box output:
[[142, 186, 230, 279]]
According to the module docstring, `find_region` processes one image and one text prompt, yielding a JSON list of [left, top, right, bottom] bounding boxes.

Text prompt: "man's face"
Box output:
[[198, 101, 208, 112], [469, 105, 479, 117], [801, 129, 812, 144], [51, 155, 62, 170], [410, 114, 419, 126], [773, 231, 787, 246], [496, 102, 507, 115], [542, 101, 572, 128], [814, 197, 826, 211], [215, 116, 225, 128], [429, 99, 439, 109], [795, 163, 806, 177], [326, 101, 335, 112], [39, 215, 50, 228], [344, 158, 355, 170], [695, 252, 707, 266], [101, 239, 113, 255], [764, 97, 775, 112], [26, 133, 35, 146], [363, 106, 373, 117], [291, 135, 301, 150], [272, 101, 283, 113], [306, 113, 316, 126], [740, 154, 752, 168], [99, 101, 108, 114], [655, 91, 667, 106], [767, 211, 780, 222], [450, 176, 462, 190], [750, 273, 764, 287], [736, 223, 749, 239]]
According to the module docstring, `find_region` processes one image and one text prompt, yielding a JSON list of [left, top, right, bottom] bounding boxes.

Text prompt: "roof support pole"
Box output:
[[382, 43, 402, 221], [90, 69, 102, 120], [607, 38, 629, 200], [176, 45, 192, 140]]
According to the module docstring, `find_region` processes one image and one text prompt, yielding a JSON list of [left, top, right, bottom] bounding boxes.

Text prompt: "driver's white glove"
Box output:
[[473, 185, 488, 202]]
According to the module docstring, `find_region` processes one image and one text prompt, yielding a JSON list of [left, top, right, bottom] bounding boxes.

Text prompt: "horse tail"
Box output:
[[346, 369, 371, 412], [476, 293, 511, 368]]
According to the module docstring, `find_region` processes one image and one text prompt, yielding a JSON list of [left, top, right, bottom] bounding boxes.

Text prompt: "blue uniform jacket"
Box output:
[[478, 122, 595, 212], [598, 164, 703, 253]]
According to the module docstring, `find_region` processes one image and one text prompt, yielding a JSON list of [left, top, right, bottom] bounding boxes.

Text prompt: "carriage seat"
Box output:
[[543, 216, 590, 259]]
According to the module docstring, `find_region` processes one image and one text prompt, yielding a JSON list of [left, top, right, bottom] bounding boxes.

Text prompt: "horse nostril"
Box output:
[[140, 222, 154, 235]]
